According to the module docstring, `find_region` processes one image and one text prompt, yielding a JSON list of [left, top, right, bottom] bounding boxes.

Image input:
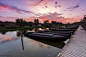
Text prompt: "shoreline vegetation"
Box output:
[[0, 26, 46, 32], [0, 24, 68, 32]]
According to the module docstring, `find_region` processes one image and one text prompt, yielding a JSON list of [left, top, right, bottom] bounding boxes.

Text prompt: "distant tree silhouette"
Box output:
[[34, 19, 39, 26], [16, 18, 26, 27], [0, 23, 5, 27], [51, 21, 57, 25], [80, 15, 86, 29], [83, 15, 86, 22], [0, 21, 3, 23], [44, 20, 49, 27], [28, 21, 33, 27]]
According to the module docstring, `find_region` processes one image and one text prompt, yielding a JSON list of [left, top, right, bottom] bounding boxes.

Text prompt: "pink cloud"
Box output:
[[0, 2, 33, 14], [33, 0, 52, 6], [0, 9, 7, 11]]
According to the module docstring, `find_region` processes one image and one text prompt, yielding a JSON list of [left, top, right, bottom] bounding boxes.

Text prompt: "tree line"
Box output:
[[80, 15, 86, 28], [15, 18, 63, 27]]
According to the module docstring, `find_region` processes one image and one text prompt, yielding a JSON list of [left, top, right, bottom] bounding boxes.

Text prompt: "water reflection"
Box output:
[[17, 31, 21, 37], [21, 30, 24, 50], [0, 30, 65, 57], [0, 36, 20, 44], [0, 31, 7, 35], [31, 40, 51, 49], [38, 28, 49, 30], [34, 28, 38, 32], [25, 35, 65, 49]]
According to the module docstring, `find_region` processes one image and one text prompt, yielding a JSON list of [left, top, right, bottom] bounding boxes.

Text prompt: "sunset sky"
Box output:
[[0, 0, 86, 23]]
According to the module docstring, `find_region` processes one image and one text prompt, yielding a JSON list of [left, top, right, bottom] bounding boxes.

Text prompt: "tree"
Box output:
[[44, 20, 49, 27], [34, 19, 39, 26], [16, 18, 26, 27], [0, 21, 2, 23], [51, 21, 57, 25], [0, 23, 5, 27], [28, 21, 33, 27], [16, 19, 21, 27]]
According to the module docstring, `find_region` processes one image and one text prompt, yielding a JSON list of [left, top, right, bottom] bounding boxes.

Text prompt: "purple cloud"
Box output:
[[82, 9, 85, 11], [0, 2, 33, 14], [55, 2, 58, 4], [45, 6, 48, 8], [54, 2, 62, 8], [67, 3, 80, 11]]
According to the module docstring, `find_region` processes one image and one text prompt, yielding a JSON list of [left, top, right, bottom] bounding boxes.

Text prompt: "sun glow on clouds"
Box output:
[[0, 0, 86, 23]]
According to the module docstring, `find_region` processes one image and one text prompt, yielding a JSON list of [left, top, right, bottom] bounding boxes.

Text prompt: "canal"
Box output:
[[0, 29, 65, 57]]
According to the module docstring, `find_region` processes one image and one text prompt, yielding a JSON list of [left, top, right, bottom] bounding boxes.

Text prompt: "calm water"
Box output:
[[0, 30, 65, 57]]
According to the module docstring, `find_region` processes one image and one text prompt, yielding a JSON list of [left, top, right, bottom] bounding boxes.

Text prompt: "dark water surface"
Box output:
[[0, 30, 65, 57]]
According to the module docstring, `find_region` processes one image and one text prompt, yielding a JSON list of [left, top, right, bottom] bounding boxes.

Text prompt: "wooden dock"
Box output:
[[57, 25, 86, 57]]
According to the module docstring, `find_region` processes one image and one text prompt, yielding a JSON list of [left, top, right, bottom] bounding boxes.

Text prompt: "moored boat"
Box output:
[[49, 25, 79, 31], [24, 32, 68, 41]]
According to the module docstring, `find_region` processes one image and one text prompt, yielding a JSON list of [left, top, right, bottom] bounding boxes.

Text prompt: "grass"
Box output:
[[0, 26, 46, 32], [0, 24, 70, 32]]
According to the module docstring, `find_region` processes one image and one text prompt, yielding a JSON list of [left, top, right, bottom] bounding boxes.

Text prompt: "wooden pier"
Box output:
[[57, 25, 86, 57]]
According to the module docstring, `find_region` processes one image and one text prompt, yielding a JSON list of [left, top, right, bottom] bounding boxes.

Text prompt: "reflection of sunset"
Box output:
[[38, 28, 49, 31], [0, 36, 20, 44], [0, 36, 10, 39], [3, 38, 12, 41], [38, 28, 43, 30], [31, 40, 51, 49], [45, 28, 49, 30]]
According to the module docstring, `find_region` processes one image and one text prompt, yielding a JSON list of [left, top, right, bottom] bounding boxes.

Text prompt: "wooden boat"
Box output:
[[49, 25, 79, 31], [24, 32, 68, 41], [59, 25, 79, 29], [49, 28, 76, 31], [38, 30, 74, 35], [38, 30, 73, 38]]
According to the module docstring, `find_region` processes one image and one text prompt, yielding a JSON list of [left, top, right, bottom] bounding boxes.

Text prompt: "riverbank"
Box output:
[[0, 26, 46, 32], [0, 24, 70, 32]]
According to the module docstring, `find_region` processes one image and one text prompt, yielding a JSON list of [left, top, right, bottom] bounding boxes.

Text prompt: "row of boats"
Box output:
[[24, 25, 79, 41]]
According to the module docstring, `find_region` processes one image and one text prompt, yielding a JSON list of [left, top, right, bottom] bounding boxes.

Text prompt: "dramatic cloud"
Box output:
[[0, 8, 7, 11], [25, 12, 81, 23], [0, 2, 33, 14], [67, 3, 80, 11], [33, 0, 52, 6], [25, 12, 63, 23]]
